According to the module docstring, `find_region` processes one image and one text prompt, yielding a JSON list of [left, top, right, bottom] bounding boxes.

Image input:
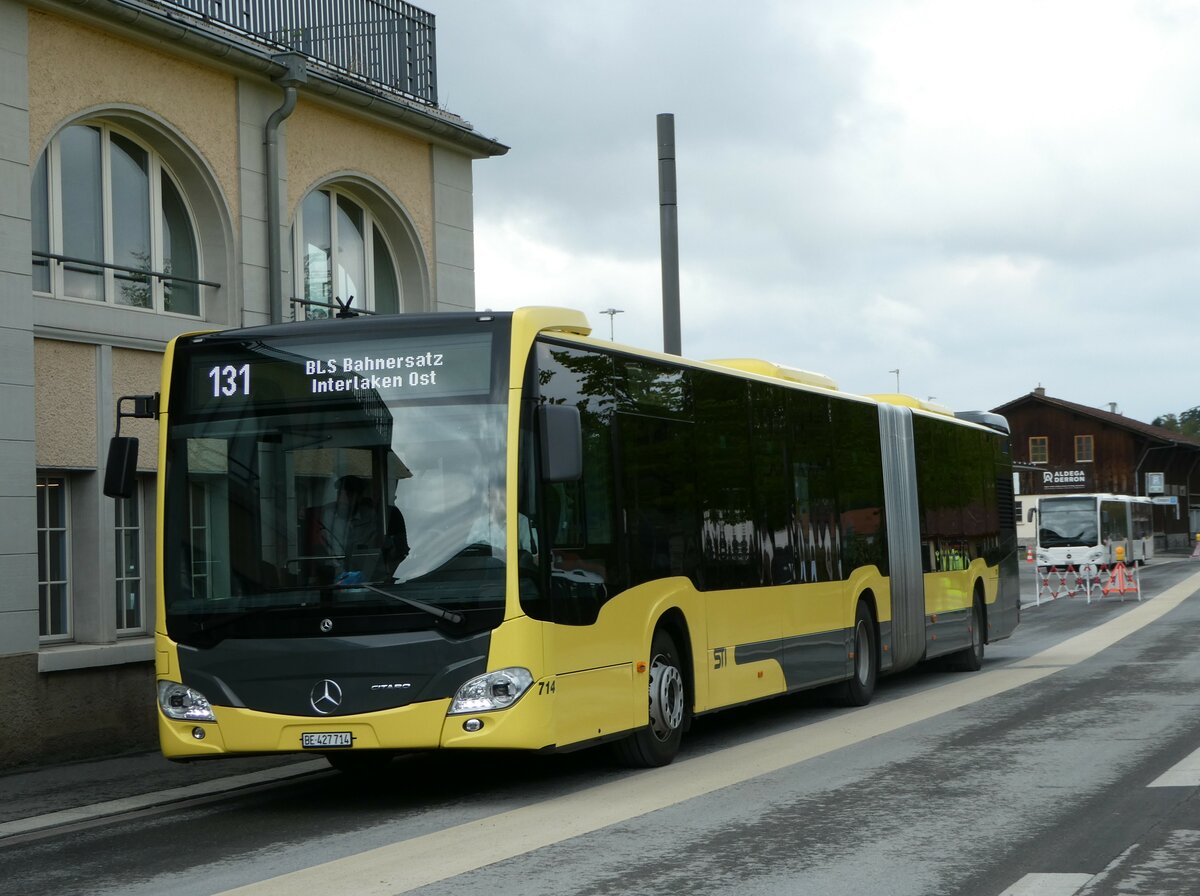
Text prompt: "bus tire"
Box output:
[[948, 591, 985, 672], [836, 600, 877, 707], [614, 628, 688, 768]]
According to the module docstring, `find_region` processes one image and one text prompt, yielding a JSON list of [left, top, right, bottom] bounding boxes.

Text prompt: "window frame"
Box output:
[[1029, 436, 1049, 464], [188, 478, 216, 603], [1074, 434, 1094, 463], [33, 121, 205, 318], [291, 185, 402, 319], [37, 474, 72, 644], [114, 482, 147, 636]]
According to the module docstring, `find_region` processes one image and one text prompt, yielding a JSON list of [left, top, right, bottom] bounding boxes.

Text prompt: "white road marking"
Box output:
[[1149, 745, 1200, 787], [997, 873, 1093, 895], [214, 571, 1200, 896]]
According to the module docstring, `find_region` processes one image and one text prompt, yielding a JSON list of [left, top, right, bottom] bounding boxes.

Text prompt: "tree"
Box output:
[[1152, 408, 1200, 437], [1152, 413, 1179, 431], [1181, 407, 1200, 437]]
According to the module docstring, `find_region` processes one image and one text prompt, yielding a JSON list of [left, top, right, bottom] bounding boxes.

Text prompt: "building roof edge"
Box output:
[[991, 391, 1200, 449]]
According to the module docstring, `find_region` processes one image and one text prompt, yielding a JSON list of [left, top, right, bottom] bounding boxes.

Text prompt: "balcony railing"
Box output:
[[162, 0, 437, 105]]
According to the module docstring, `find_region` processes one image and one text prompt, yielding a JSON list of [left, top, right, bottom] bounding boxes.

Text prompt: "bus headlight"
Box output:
[[449, 668, 534, 714], [158, 680, 216, 722]]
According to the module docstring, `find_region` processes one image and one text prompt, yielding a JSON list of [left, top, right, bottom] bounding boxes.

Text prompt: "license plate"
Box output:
[[301, 731, 353, 749]]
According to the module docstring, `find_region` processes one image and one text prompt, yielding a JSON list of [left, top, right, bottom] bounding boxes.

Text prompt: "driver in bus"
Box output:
[[305, 475, 408, 583]]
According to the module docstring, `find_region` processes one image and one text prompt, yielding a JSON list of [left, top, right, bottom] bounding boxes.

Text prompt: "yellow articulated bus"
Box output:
[[105, 306, 1020, 773]]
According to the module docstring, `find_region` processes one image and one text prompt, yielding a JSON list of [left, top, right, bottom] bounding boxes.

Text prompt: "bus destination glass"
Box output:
[[183, 330, 497, 415]]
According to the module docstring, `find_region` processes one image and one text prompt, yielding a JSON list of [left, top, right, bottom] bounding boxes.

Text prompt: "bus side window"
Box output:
[[530, 340, 620, 624]]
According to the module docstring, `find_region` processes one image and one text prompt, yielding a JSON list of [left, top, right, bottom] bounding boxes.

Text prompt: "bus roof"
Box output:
[[866, 393, 955, 417], [513, 306, 1008, 431], [1039, 493, 1152, 502], [199, 306, 1009, 435], [705, 359, 838, 391]]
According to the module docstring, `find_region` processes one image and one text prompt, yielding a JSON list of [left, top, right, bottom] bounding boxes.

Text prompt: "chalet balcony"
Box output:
[[146, 0, 438, 105]]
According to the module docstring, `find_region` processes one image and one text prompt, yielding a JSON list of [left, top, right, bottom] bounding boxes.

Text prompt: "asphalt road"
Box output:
[[5, 556, 1200, 896]]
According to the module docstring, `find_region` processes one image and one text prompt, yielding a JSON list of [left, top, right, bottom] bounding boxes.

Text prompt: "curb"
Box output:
[[0, 759, 327, 840]]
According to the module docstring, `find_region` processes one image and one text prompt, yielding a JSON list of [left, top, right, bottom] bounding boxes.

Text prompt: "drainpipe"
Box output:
[[265, 54, 308, 324], [1134, 443, 1171, 496]]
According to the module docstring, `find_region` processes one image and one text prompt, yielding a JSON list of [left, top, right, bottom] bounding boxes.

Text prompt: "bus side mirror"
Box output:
[[538, 404, 582, 483], [103, 393, 158, 499], [103, 436, 139, 498], [1027, 507, 1037, 522]]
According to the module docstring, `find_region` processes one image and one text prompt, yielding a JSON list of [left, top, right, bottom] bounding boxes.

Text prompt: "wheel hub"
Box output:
[[648, 655, 684, 741]]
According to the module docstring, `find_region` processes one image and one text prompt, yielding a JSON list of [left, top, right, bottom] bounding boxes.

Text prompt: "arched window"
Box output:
[[32, 122, 203, 316], [292, 186, 403, 319]]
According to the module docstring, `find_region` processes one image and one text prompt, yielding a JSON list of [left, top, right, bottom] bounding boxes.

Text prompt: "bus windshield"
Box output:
[[1038, 497, 1098, 548], [161, 320, 509, 644]]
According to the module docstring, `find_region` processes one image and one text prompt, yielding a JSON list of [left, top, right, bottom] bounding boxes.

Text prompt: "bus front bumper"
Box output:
[[158, 690, 556, 759]]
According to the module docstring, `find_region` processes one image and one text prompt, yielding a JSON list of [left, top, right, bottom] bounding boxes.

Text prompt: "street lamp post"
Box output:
[[599, 308, 624, 341], [889, 368, 900, 392]]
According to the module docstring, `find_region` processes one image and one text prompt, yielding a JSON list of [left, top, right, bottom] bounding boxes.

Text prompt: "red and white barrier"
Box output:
[[1036, 563, 1102, 606], [1035, 566, 1054, 606]]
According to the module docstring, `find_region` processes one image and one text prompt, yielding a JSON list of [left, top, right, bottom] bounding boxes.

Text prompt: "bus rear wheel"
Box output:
[[835, 601, 877, 707], [948, 592, 985, 672], [614, 629, 688, 768]]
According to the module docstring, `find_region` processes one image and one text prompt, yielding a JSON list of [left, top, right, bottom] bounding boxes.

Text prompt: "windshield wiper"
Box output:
[[340, 581, 466, 625]]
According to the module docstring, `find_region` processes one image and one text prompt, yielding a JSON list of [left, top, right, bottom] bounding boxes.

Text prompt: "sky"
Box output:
[[423, 0, 1200, 424]]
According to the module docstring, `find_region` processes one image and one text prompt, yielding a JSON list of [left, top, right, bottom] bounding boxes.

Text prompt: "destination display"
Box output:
[[182, 329, 496, 415]]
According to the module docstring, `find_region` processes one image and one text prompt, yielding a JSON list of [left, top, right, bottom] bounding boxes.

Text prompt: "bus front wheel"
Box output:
[[614, 629, 688, 768]]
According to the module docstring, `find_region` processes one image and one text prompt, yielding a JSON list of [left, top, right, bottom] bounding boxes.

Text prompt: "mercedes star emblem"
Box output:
[[310, 679, 343, 715]]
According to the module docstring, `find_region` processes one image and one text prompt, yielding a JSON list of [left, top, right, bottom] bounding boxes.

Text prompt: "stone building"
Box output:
[[0, 0, 505, 767]]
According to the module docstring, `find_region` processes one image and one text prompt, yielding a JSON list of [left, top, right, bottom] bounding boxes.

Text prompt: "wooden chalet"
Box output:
[[992, 388, 1200, 550]]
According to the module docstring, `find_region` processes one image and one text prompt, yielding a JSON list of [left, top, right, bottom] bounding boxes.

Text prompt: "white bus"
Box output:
[[1035, 493, 1154, 571]]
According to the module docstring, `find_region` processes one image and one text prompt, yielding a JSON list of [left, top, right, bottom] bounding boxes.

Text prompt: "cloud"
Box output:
[[426, 0, 1200, 422]]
